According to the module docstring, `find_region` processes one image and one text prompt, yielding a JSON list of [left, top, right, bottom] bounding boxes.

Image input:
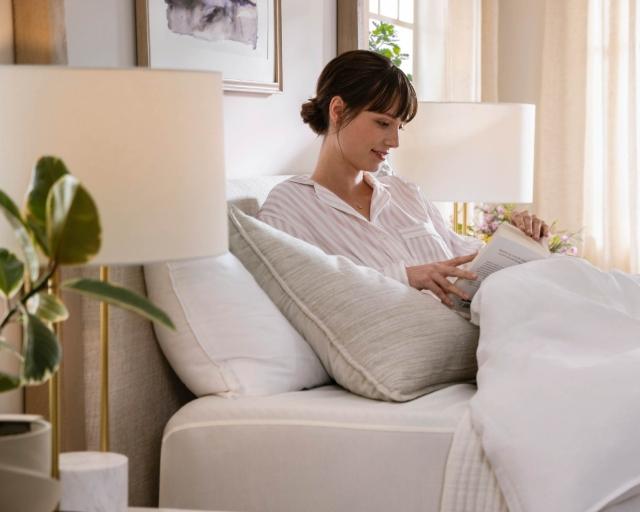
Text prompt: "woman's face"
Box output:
[[332, 104, 403, 173]]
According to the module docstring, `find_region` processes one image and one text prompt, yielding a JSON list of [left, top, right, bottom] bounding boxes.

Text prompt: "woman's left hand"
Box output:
[[509, 210, 550, 241]]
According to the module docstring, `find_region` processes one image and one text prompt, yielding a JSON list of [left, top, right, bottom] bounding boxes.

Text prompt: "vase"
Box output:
[[0, 414, 60, 512]]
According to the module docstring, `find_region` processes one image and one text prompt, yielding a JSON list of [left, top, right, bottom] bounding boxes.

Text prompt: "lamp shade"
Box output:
[[390, 102, 535, 203], [0, 66, 227, 265]]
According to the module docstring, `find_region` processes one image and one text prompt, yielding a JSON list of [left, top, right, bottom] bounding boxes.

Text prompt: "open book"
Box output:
[[452, 222, 550, 315]]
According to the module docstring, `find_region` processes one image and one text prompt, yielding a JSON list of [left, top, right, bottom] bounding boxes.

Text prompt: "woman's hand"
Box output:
[[406, 253, 478, 307], [509, 210, 550, 241]]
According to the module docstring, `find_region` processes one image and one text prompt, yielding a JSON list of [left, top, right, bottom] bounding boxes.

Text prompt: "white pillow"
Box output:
[[144, 253, 330, 397]]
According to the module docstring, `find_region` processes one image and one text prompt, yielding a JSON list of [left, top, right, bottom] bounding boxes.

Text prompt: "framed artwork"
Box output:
[[136, 0, 283, 94]]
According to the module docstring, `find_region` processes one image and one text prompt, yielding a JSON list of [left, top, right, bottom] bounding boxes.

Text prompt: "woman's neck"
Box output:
[[310, 135, 365, 195]]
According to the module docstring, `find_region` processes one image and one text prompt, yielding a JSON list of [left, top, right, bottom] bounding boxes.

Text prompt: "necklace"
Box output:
[[355, 203, 363, 209]]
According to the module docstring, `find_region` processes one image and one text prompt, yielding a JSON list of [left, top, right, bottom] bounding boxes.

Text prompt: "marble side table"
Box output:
[[60, 451, 128, 512]]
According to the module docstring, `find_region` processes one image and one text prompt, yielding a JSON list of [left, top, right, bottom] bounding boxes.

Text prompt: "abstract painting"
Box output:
[[165, 0, 258, 49], [136, 0, 282, 94]]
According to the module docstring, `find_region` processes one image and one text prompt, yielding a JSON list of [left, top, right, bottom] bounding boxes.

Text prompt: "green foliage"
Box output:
[[21, 313, 61, 385], [0, 190, 39, 281], [27, 293, 69, 324], [63, 278, 175, 330], [368, 21, 413, 80], [26, 157, 70, 256], [46, 175, 101, 264], [0, 156, 175, 392], [0, 249, 24, 299]]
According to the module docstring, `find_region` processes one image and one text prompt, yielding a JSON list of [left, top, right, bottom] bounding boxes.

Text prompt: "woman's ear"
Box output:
[[328, 96, 345, 128]]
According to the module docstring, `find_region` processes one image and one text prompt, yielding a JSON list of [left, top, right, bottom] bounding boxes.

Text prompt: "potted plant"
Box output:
[[0, 156, 174, 511]]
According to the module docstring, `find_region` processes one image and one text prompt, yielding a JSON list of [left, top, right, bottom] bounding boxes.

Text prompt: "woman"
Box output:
[[258, 50, 549, 307]]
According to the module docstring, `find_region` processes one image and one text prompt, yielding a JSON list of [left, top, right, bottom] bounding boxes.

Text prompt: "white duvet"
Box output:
[[468, 256, 640, 512]]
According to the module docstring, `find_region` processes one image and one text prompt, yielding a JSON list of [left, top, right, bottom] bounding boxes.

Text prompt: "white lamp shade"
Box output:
[[391, 102, 536, 203], [0, 66, 227, 265]]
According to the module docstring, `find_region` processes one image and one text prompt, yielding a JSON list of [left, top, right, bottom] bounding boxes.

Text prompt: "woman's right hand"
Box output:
[[406, 253, 479, 307]]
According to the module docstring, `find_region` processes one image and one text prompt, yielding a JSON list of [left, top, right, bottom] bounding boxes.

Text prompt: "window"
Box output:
[[368, 0, 414, 80]]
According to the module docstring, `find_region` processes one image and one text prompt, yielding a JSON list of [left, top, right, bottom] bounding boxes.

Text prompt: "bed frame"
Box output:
[[25, 177, 290, 506]]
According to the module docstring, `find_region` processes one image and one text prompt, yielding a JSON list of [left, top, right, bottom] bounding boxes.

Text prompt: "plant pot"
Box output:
[[0, 414, 60, 512]]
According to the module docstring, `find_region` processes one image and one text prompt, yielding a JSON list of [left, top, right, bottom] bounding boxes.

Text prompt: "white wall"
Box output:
[[63, 0, 336, 178]]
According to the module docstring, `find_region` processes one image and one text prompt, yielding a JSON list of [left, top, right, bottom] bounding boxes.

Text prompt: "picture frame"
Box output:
[[135, 0, 283, 94]]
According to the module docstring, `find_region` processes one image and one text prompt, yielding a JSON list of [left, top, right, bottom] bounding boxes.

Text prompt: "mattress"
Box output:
[[159, 383, 475, 512]]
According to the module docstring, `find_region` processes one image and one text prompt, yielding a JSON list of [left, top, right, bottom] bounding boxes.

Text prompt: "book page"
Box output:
[[451, 225, 549, 315]]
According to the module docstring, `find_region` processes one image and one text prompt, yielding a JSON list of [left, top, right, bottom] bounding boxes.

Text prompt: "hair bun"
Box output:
[[300, 97, 327, 135]]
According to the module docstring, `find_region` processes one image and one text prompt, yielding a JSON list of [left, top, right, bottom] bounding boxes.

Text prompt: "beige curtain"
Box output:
[[536, 0, 640, 273], [414, 0, 485, 102]]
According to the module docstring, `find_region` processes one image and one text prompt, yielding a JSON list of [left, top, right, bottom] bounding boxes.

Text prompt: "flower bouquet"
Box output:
[[473, 203, 581, 255]]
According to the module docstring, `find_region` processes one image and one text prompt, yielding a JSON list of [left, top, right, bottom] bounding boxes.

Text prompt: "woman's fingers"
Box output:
[[523, 211, 533, 236], [531, 215, 542, 240], [511, 211, 525, 231], [440, 265, 477, 280], [541, 222, 550, 237], [447, 253, 477, 265], [424, 279, 453, 307], [433, 274, 470, 301], [512, 210, 551, 241]]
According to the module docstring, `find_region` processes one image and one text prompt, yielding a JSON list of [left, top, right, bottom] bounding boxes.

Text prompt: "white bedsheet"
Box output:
[[468, 256, 640, 512]]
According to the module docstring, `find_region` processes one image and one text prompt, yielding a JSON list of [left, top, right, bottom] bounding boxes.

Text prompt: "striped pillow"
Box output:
[[228, 206, 479, 402]]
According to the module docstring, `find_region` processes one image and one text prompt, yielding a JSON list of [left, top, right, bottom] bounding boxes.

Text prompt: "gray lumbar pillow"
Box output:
[[228, 205, 479, 402]]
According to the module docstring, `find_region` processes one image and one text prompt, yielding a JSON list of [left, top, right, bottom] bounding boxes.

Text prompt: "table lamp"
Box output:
[[390, 102, 536, 234], [0, 66, 227, 510]]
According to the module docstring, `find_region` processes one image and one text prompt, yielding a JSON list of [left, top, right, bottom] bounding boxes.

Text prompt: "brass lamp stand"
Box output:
[[47, 271, 61, 479], [452, 202, 470, 235], [99, 266, 109, 452]]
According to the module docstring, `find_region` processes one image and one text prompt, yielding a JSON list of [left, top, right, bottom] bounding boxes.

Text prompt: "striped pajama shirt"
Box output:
[[257, 173, 483, 285]]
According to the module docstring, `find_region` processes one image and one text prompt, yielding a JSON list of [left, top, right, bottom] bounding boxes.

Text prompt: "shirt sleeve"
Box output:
[[380, 261, 410, 285], [257, 211, 321, 248]]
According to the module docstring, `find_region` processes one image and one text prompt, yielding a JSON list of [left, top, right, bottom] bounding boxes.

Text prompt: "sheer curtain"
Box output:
[[536, 0, 640, 273], [413, 0, 485, 102]]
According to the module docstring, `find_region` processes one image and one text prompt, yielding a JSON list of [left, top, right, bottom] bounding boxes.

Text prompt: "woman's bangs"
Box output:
[[366, 69, 417, 123]]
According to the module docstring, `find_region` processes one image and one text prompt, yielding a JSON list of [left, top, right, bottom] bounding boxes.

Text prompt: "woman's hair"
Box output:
[[300, 50, 417, 135]]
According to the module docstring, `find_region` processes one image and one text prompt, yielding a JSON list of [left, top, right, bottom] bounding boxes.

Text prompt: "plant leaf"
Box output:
[[22, 313, 61, 385], [27, 292, 69, 323], [0, 337, 24, 361], [25, 156, 70, 256], [46, 175, 101, 265], [0, 372, 20, 392], [0, 189, 39, 281], [0, 249, 24, 299], [62, 278, 175, 330]]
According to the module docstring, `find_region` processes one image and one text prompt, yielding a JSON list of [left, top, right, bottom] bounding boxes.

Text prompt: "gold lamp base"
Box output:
[[99, 265, 109, 453], [453, 202, 470, 235], [47, 271, 61, 479]]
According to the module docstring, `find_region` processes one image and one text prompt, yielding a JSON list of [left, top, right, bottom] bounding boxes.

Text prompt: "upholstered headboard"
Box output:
[[26, 176, 290, 507]]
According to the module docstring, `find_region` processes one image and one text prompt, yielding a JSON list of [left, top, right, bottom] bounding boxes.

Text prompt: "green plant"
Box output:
[[0, 156, 175, 392], [368, 20, 413, 80]]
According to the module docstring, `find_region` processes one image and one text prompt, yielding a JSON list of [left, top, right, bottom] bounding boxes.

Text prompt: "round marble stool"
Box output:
[[60, 451, 128, 512]]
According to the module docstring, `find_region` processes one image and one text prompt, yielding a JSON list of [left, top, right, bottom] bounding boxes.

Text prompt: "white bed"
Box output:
[[99, 175, 640, 511], [160, 384, 474, 512]]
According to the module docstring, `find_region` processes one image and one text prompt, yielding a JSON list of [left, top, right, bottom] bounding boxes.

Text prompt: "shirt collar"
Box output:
[[289, 173, 390, 222]]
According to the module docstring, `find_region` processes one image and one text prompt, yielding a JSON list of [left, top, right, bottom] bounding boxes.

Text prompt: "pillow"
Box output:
[[144, 252, 330, 397], [228, 206, 479, 402]]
